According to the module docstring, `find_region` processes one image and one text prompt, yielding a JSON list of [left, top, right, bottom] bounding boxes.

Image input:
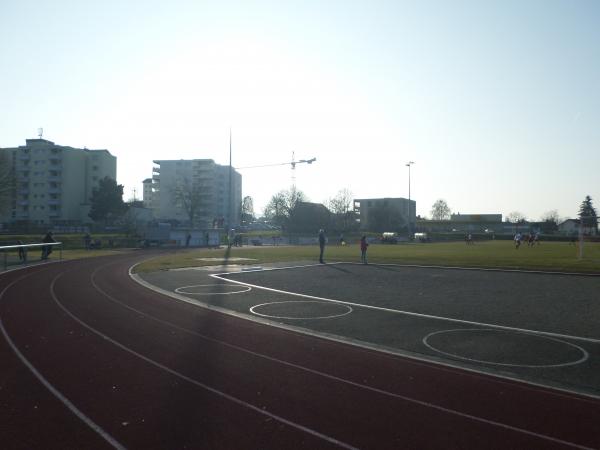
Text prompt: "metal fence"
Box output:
[[0, 242, 63, 271]]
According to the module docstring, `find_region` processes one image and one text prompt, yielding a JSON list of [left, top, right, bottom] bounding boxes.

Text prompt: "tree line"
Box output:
[[428, 196, 598, 233]]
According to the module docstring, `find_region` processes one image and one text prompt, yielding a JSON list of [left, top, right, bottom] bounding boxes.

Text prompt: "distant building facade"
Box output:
[[353, 197, 416, 232], [0, 138, 116, 226], [558, 219, 597, 236], [151, 159, 242, 227], [450, 213, 502, 223], [418, 213, 504, 233], [142, 178, 153, 208]]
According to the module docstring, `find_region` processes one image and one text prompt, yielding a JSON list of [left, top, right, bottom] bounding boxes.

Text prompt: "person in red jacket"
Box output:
[[360, 235, 369, 264]]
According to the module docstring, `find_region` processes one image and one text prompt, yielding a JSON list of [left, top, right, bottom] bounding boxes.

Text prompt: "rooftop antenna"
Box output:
[[37, 128, 43, 139]]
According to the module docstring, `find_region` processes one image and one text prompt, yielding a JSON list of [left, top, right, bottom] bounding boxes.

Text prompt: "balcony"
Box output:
[[49, 210, 61, 218], [18, 154, 30, 161], [47, 199, 60, 205], [48, 187, 61, 194], [17, 188, 29, 195], [18, 200, 29, 206]]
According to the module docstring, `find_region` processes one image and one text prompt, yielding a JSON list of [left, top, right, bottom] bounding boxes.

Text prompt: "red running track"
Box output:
[[1, 252, 599, 449]]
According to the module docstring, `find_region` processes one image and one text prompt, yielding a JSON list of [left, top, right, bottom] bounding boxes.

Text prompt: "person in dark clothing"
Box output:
[[360, 235, 369, 264], [41, 232, 55, 260], [318, 229, 326, 263], [16, 240, 26, 262], [84, 233, 92, 250]]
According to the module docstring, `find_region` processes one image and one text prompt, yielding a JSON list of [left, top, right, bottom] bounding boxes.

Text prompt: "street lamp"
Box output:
[[406, 161, 415, 239]]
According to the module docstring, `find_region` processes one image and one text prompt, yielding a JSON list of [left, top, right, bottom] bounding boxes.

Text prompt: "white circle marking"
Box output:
[[422, 328, 589, 368], [250, 301, 353, 320], [175, 284, 251, 295]]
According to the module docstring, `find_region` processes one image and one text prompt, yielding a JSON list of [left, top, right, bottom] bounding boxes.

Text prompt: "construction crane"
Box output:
[[236, 152, 316, 187]]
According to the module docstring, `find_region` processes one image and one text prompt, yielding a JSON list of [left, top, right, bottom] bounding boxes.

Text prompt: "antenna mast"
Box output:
[[37, 128, 43, 139]]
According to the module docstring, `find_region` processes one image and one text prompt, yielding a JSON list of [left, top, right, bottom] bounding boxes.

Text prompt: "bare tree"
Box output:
[[0, 152, 14, 214], [263, 187, 307, 227], [171, 177, 209, 227], [327, 188, 353, 215], [507, 211, 527, 223], [241, 195, 255, 224], [430, 199, 451, 220], [327, 188, 354, 230], [540, 210, 561, 226]]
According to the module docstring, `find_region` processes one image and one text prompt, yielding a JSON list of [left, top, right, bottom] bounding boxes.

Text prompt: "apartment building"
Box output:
[[151, 159, 241, 228], [142, 178, 153, 208], [0, 138, 116, 226]]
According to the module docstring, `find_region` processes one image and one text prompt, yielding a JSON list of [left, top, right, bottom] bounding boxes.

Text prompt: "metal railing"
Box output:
[[0, 242, 63, 271]]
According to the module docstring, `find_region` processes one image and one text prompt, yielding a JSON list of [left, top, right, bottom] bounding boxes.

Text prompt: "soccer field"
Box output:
[[133, 240, 600, 273]]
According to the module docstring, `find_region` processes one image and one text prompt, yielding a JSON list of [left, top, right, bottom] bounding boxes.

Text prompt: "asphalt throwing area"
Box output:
[[139, 262, 600, 398]]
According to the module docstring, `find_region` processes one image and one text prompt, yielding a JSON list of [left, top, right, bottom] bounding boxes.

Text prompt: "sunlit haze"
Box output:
[[2, 1, 599, 220]]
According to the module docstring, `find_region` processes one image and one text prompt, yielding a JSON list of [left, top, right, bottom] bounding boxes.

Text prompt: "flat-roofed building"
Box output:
[[0, 138, 116, 226], [151, 159, 241, 228], [450, 213, 502, 223], [353, 197, 415, 232]]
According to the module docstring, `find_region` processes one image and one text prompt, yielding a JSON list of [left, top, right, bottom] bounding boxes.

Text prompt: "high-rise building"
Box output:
[[0, 138, 116, 226], [142, 178, 153, 208], [151, 159, 241, 228]]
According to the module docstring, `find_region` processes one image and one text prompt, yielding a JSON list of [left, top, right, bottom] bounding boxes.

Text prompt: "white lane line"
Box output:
[[0, 270, 126, 450], [342, 261, 600, 277], [54, 269, 359, 450], [105, 263, 598, 448], [211, 269, 600, 345]]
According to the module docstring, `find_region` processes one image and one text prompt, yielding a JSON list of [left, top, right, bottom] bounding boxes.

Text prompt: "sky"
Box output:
[[1, 0, 599, 221]]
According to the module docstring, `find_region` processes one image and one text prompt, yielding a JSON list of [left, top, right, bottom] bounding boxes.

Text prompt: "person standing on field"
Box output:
[[318, 229, 326, 263], [360, 235, 369, 264]]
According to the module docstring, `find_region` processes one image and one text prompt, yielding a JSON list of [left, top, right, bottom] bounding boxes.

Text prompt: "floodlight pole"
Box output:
[[406, 161, 415, 240], [228, 128, 232, 232]]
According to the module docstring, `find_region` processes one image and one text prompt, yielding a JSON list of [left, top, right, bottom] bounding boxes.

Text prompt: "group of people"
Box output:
[[318, 229, 369, 264], [514, 232, 540, 249]]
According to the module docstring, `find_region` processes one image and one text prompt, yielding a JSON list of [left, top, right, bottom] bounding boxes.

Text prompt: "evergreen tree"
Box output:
[[578, 195, 598, 234], [89, 177, 127, 225]]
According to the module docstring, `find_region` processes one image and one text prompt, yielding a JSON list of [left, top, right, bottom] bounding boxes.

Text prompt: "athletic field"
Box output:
[[134, 240, 600, 274]]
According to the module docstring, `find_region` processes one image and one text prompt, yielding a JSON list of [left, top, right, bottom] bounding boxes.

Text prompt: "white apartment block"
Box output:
[[0, 139, 116, 226], [151, 159, 242, 228], [142, 178, 153, 208]]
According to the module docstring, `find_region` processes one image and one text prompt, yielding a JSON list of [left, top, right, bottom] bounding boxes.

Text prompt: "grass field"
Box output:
[[133, 241, 600, 274]]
